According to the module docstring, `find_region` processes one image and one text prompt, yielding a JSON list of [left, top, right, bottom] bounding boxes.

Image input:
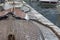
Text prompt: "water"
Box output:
[[24, 0, 60, 27]]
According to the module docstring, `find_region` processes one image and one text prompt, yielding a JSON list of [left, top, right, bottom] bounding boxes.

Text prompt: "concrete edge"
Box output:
[[23, 1, 60, 39]]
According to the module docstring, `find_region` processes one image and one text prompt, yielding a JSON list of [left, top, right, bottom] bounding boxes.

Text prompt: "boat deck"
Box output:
[[0, 15, 59, 40]]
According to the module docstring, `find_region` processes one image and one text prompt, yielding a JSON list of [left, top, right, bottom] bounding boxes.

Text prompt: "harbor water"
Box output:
[[24, 0, 60, 27]]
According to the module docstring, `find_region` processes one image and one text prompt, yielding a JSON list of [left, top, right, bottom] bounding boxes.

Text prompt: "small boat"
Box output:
[[39, 0, 58, 8], [0, 0, 59, 40]]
